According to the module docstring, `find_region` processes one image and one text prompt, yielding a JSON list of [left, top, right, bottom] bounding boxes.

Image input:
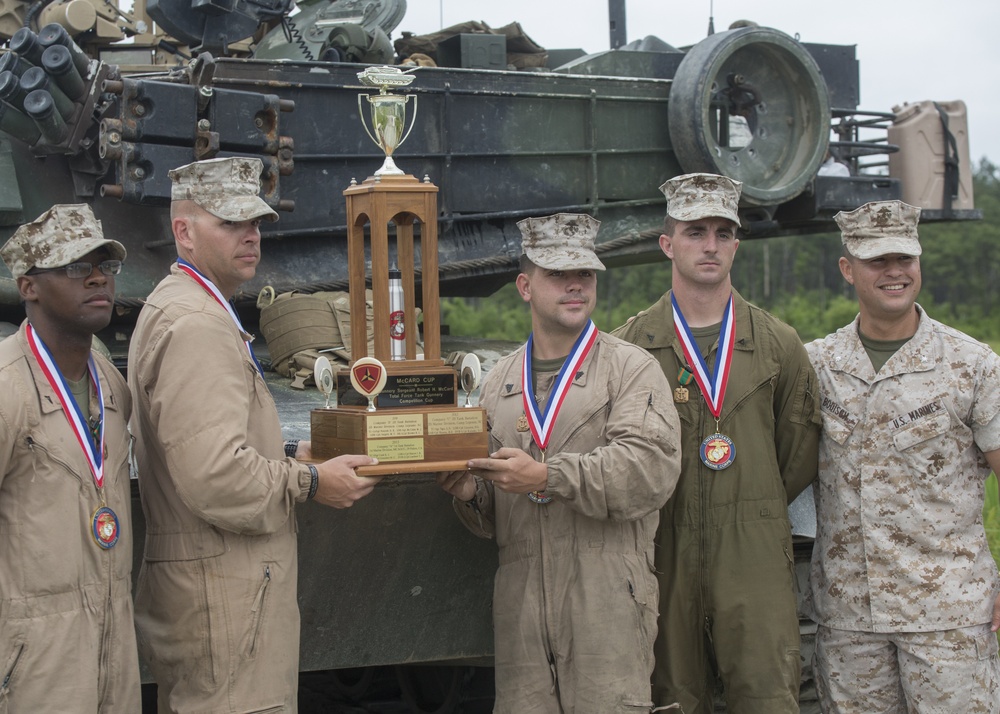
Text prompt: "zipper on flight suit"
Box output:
[[25, 437, 85, 484], [1, 644, 25, 696], [246, 565, 272, 657]]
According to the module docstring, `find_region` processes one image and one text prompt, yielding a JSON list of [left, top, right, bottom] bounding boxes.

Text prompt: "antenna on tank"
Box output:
[[707, 0, 715, 35]]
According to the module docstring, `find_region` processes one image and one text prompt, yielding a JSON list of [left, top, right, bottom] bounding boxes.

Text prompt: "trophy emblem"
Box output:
[[357, 65, 418, 176], [350, 356, 387, 411]]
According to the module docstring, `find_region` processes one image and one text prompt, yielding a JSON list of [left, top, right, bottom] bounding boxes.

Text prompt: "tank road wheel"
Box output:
[[668, 27, 831, 207], [394, 665, 463, 714]]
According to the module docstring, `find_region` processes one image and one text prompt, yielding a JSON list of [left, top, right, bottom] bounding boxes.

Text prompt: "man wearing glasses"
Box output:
[[0, 204, 141, 710]]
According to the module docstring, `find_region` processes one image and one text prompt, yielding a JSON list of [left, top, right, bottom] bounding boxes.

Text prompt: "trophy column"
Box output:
[[344, 174, 440, 367]]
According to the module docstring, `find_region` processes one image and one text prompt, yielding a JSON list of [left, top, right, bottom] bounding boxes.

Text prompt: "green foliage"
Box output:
[[987, 473, 1000, 573]]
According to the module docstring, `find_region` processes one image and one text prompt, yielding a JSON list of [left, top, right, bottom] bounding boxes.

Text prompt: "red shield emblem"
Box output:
[[352, 363, 383, 395]]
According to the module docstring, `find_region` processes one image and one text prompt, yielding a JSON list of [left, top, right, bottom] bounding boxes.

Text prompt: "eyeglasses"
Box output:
[[29, 260, 123, 279]]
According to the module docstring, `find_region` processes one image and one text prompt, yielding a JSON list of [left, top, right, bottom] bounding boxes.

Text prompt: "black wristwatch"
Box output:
[[284, 439, 300, 458], [306, 465, 319, 500]]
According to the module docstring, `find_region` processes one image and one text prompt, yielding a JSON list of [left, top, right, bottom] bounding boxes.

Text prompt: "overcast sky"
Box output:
[[394, 0, 998, 168]]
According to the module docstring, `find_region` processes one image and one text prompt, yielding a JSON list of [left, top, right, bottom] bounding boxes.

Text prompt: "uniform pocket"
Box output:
[[974, 628, 999, 661], [621, 554, 658, 656], [892, 411, 950, 451]]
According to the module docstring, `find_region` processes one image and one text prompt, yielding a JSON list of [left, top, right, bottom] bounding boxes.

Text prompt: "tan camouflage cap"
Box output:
[[1, 204, 126, 279], [168, 157, 278, 222], [517, 213, 606, 271], [660, 172, 742, 224], [835, 200, 922, 259]]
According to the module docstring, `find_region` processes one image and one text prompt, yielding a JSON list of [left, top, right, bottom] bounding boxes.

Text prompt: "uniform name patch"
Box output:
[[891, 400, 943, 430], [821, 396, 856, 429]]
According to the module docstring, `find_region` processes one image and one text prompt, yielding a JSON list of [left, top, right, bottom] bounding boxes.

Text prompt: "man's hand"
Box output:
[[468, 448, 547, 494], [436, 470, 477, 501], [313, 454, 382, 508], [296, 440, 313, 461], [992, 592, 1000, 633]]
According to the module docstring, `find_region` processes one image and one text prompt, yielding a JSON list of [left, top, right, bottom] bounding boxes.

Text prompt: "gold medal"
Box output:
[[700, 433, 735, 471], [92, 506, 120, 549], [516, 413, 529, 432], [674, 387, 689, 403]]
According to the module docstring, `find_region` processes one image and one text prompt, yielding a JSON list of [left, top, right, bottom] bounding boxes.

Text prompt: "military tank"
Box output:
[[0, 0, 979, 711]]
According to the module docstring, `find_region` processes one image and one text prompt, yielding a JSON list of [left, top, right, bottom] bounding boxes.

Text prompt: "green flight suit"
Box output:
[[613, 290, 820, 714]]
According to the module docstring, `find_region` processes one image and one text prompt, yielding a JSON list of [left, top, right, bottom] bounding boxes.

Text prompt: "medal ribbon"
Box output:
[[26, 323, 105, 489], [521, 319, 598, 452], [177, 258, 263, 375], [671, 292, 736, 420]]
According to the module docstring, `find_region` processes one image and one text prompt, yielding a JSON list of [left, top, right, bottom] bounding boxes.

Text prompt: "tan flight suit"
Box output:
[[456, 332, 682, 713], [0, 324, 141, 713], [129, 267, 314, 713]]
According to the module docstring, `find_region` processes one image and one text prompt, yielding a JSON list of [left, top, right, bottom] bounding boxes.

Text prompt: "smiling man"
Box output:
[[806, 200, 1000, 713], [127, 157, 378, 712], [0, 205, 141, 711], [613, 173, 821, 714], [437, 212, 681, 713]]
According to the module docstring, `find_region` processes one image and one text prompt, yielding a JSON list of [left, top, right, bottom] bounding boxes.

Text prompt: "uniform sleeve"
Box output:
[[971, 348, 1000, 453], [774, 332, 822, 502], [0, 373, 21, 492], [132, 310, 309, 535], [546, 348, 681, 520]]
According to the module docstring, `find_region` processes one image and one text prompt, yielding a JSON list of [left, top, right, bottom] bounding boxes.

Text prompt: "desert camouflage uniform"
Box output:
[[806, 307, 1000, 713]]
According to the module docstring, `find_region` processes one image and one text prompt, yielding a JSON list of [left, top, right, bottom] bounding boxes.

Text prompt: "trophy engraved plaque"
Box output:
[[310, 68, 489, 476]]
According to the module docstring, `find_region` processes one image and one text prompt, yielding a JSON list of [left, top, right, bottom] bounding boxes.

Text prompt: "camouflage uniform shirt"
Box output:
[[806, 307, 1000, 632]]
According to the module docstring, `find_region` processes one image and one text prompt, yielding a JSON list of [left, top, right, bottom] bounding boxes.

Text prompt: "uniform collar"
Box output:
[[633, 289, 755, 358], [497, 333, 598, 399], [16, 321, 116, 416], [829, 304, 936, 382]]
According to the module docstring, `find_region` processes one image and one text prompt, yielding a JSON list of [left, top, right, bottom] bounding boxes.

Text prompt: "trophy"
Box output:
[[357, 65, 417, 176], [314, 355, 335, 409], [460, 353, 482, 407], [308, 66, 489, 476]]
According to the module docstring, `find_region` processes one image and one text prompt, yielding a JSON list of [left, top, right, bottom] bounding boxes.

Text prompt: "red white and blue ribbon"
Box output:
[[177, 258, 264, 375], [521, 319, 598, 453], [671, 292, 735, 420], [26, 322, 105, 489]]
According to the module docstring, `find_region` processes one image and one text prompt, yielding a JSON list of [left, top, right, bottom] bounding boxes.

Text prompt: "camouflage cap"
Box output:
[[660, 172, 742, 224], [168, 157, 278, 222], [835, 200, 922, 259], [1, 204, 126, 279], [517, 213, 606, 271]]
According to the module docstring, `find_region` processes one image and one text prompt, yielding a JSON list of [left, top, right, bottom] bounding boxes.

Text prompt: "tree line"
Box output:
[[442, 160, 1000, 346]]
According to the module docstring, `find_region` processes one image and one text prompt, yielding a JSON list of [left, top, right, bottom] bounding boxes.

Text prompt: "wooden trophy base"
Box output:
[[311, 405, 489, 476]]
